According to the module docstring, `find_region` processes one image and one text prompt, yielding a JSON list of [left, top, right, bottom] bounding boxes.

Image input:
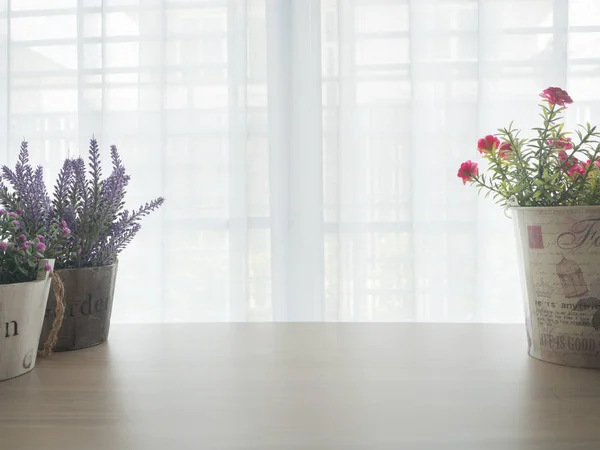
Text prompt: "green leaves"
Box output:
[[470, 101, 600, 207]]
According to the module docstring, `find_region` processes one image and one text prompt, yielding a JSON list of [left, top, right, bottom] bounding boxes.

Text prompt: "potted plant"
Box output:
[[0, 209, 63, 381], [0, 138, 164, 352], [458, 86, 600, 368]]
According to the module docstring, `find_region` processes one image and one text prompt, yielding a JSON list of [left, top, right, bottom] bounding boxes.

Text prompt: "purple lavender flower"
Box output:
[[0, 137, 164, 269]]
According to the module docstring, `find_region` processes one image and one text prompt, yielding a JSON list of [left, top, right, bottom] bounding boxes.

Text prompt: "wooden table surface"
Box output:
[[1, 323, 600, 450]]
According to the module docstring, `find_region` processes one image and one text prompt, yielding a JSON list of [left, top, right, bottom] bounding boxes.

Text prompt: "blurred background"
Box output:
[[0, 0, 597, 323]]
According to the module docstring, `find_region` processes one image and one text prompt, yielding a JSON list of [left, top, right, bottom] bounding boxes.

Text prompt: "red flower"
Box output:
[[540, 87, 573, 107], [586, 159, 600, 170], [568, 165, 586, 178], [477, 135, 500, 154], [498, 142, 511, 159], [558, 150, 575, 167], [559, 150, 585, 177], [548, 137, 573, 150], [457, 160, 479, 185]]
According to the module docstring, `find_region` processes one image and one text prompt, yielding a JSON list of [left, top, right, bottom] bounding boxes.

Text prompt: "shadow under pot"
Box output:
[[39, 263, 118, 352]]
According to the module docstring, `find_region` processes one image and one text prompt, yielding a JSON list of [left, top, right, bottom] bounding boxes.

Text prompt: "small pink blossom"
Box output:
[[18, 234, 26, 242], [9, 212, 19, 218], [457, 160, 479, 185], [36, 235, 45, 243], [568, 165, 586, 177], [498, 142, 511, 159], [477, 135, 500, 154], [549, 137, 573, 150], [540, 87, 573, 107], [0, 242, 7, 251], [585, 159, 600, 172], [44, 263, 52, 272], [559, 151, 585, 177], [36, 242, 46, 252]]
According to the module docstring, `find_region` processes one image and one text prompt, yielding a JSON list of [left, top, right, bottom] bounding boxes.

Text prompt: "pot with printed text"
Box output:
[[459, 87, 600, 368], [38, 263, 118, 352], [0, 137, 164, 353], [0, 258, 56, 381]]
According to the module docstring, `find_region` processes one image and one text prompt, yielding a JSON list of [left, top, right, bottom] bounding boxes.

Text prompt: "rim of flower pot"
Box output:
[[54, 261, 119, 273], [509, 205, 600, 211], [0, 278, 52, 289]]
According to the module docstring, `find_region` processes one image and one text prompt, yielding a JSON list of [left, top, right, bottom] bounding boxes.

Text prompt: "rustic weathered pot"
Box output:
[[39, 263, 118, 352], [513, 206, 600, 368], [0, 259, 54, 381]]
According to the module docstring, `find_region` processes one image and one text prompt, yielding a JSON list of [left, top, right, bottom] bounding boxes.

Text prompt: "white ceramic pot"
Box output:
[[0, 259, 54, 381], [513, 206, 600, 368]]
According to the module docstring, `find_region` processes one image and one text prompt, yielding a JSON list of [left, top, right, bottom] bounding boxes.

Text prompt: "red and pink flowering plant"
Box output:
[[458, 87, 600, 206], [0, 210, 60, 284]]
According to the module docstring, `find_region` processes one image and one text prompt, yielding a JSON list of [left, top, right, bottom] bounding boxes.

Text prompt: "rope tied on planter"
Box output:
[[41, 271, 65, 357]]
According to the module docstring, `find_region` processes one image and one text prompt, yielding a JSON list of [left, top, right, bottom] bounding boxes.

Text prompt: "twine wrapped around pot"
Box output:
[[40, 271, 65, 357]]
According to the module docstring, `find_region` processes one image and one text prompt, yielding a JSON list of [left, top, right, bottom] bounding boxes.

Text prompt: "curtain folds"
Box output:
[[0, 0, 597, 322]]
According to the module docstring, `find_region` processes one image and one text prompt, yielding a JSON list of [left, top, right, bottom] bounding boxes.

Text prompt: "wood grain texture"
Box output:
[[1, 323, 600, 450]]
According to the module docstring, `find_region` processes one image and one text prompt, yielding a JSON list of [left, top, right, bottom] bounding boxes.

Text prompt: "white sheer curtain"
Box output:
[[0, 0, 598, 322]]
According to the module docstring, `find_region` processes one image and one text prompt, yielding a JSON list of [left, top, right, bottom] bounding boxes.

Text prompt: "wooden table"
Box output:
[[1, 323, 600, 450]]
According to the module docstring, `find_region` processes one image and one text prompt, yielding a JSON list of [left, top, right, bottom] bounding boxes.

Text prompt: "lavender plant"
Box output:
[[0, 138, 164, 269]]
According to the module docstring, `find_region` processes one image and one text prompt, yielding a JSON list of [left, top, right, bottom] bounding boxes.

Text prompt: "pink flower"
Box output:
[[36, 235, 45, 243], [9, 212, 19, 218], [549, 137, 573, 150], [498, 142, 511, 159], [44, 263, 52, 272], [23, 240, 34, 250], [36, 242, 46, 252], [0, 209, 4, 216], [11, 220, 19, 227], [457, 160, 479, 185], [585, 159, 600, 171], [558, 150, 574, 166], [477, 135, 500, 154], [0, 242, 7, 251], [568, 165, 586, 178], [62, 227, 71, 237], [559, 151, 585, 177], [16, 209, 22, 215], [18, 234, 26, 242], [540, 87, 573, 107]]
